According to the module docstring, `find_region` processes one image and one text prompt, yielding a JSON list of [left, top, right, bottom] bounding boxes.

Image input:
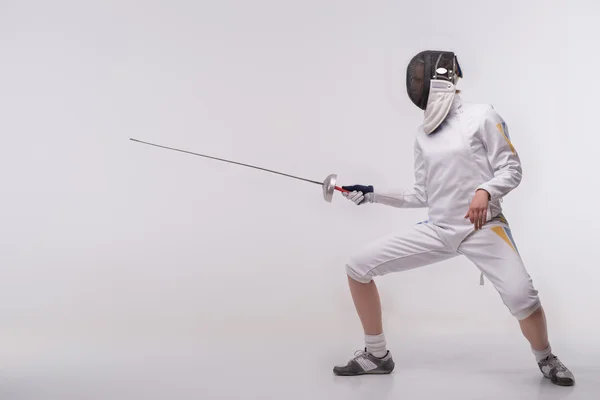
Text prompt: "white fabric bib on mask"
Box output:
[[423, 80, 456, 134]]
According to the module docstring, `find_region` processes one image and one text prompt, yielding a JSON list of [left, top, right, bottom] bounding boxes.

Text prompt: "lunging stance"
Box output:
[[333, 50, 574, 386]]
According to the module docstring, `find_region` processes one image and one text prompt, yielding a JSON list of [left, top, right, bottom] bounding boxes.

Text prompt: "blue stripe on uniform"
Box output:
[[503, 227, 519, 255]]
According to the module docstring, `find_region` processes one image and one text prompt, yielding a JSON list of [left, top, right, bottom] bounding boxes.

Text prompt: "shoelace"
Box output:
[[352, 350, 369, 360], [547, 356, 567, 372]]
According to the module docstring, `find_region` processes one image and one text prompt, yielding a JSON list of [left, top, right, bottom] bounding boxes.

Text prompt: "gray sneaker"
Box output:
[[333, 349, 395, 376], [538, 354, 575, 386]]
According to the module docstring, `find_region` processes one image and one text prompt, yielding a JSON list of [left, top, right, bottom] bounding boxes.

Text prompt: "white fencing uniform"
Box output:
[[346, 95, 540, 320]]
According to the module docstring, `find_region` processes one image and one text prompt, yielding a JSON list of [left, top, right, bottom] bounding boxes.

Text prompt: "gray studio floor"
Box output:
[[0, 333, 596, 400]]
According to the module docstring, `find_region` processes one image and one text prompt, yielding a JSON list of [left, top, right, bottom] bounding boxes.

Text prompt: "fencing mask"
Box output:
[[406, 51, 463, 134]]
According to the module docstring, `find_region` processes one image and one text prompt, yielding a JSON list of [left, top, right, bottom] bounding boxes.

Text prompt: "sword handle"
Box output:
[[335, 186, 349, 193]]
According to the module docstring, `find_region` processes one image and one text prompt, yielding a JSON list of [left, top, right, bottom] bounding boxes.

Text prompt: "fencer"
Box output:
[[332, 51, 575, 386]]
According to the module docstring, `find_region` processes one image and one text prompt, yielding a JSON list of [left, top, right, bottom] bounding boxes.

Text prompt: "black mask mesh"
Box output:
[[406, 51, 460, 110]]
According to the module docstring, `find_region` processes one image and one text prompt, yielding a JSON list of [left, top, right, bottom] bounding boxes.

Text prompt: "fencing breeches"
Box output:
[[346, 221, 540, 320]]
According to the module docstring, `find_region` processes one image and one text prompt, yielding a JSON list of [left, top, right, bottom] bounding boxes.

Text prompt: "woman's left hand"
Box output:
[[465, 189, 490, 230]]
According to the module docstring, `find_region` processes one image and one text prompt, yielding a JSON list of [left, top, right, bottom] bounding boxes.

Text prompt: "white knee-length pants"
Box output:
[[346, 221, 540, 320]]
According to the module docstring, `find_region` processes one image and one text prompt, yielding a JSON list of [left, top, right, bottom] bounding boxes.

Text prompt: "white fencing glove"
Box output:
[[342, 185, 375, 205]]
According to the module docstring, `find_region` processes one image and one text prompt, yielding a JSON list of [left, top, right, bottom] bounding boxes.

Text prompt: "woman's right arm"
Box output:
[[372, 140, 428, 208]]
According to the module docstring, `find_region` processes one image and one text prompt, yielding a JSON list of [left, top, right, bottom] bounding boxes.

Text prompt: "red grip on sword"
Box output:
[[335, 186, 349, 193]]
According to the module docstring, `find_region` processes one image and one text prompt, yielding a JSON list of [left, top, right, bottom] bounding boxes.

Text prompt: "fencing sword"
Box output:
[[130, 138, 349, 202]]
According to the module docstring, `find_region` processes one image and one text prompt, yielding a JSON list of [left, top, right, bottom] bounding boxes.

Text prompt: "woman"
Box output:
[[333, 50, 574, 386]]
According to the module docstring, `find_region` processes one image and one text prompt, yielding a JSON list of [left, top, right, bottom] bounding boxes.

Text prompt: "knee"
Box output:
[[346, 263, 374, 284], [502, 282, 541, 320], [345, 238, 389, 284]]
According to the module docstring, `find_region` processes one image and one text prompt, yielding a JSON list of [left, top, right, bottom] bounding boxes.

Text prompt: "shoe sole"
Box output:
[[333, 370, 394, 376], [543, 375, 575, 387]]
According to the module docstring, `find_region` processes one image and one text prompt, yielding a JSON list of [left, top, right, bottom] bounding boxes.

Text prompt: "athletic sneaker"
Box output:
[[538, 354, 575, 386], [333, 349, 395, 376]]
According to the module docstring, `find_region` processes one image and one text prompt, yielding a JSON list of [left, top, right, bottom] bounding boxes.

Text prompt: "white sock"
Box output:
[[365, 333, 387, 358], [532, 344, 552, 362]]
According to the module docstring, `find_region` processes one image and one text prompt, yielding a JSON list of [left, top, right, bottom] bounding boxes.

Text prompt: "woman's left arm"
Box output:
[[476, 106, 523, 200]]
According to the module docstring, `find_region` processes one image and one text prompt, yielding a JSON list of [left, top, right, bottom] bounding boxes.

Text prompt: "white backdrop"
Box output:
[[1, 0, 598, 373]]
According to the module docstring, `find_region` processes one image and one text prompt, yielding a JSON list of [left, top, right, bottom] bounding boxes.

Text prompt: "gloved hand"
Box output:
[[342, 185, 374, 205]]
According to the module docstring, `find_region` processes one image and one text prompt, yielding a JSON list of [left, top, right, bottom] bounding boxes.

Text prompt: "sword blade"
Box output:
[[130, 138, 323, 186]]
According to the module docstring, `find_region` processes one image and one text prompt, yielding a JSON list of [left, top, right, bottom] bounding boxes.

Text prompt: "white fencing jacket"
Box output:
[[374, 95, 522, 250]]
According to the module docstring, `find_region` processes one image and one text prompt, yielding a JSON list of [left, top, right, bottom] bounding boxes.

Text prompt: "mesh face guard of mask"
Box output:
[[406, 50, 463, 111]]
